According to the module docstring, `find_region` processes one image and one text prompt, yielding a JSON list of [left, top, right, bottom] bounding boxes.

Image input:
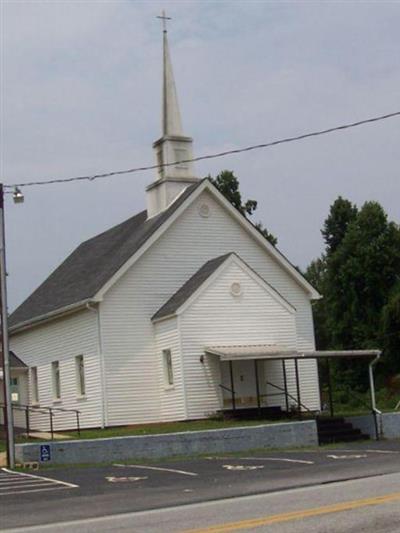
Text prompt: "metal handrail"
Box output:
[[219, 384, 235, 396], [260, 392, 289, 399], [328, 386, 372, 413], [15, 403, 80, 415], [265, 381, 315, 417], [321, 384, 384, 440], [0, 402, 81, 439]]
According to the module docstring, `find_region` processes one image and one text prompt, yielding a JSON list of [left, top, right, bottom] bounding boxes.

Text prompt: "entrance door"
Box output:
[[10, 377, 20, 404], [220, 360, 265, 408]]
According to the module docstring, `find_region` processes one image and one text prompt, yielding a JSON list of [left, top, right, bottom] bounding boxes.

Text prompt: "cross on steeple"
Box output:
[[157, 10, 171, 33]]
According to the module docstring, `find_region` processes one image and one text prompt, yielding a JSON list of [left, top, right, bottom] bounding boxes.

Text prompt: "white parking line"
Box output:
[[113, 464, 198, 476], [2, 468, 78, 488], [241, 457, 315, 465], [326, 449, 400, 454], [0, 486, 70, 496], [0, 468, 78, 496], [327, 454, 368, 460], [0, 480, 57, 489], [206, 456, 314, 465]]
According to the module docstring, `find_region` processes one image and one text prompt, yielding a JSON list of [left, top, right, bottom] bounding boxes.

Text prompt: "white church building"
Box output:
[[8, 26, 324, 431]]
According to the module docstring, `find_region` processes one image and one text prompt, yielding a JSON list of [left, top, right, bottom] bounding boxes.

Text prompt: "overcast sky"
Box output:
[[2, 0, 399, 311]]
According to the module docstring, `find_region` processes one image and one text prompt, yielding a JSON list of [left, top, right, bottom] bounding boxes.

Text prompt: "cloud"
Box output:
[[2, 0, 399, 309]]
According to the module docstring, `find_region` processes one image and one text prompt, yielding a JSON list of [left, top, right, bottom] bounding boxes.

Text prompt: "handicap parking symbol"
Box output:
[[40, 444, 51, 462]]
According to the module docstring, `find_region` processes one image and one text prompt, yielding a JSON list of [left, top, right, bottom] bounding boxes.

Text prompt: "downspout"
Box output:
[[369, 352, 382, 440], [86, 303, 108, 428], [177, 315, 189, 420]]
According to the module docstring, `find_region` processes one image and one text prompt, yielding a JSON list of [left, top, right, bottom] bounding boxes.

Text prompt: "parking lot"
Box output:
[[1, 440, 400, 530]]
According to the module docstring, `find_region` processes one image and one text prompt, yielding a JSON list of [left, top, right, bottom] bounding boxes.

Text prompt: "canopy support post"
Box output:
[[229, 361, 236, 411], [254, 359, 261, 416], [282, 359, 289, 413], [326, 358, 334, 417], [294, 359, 302, 420]]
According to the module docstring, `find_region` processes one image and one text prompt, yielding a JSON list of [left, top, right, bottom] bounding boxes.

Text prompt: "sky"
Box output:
[[1, 0, 399, 311]]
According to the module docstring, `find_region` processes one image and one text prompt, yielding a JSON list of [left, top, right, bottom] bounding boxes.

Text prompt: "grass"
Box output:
[[63, 417, 291, 440], [320, 386, 399, 417], [0, 436, 38, 453]]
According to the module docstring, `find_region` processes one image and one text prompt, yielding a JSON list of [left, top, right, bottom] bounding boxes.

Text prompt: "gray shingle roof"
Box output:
[[152, 253, 231, 321], [10, 351, 27, 368], [10, 181, 204, 330], [0, 350, 27, 368]]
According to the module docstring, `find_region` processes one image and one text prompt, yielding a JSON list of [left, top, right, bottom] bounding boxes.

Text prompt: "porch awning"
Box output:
[[204, 344, 381, 361]]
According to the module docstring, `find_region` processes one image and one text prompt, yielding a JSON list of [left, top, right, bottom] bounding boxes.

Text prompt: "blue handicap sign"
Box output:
[[40, 444, 51, 462]]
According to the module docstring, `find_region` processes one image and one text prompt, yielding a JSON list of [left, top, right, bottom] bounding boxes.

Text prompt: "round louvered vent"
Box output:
[[230, 282, 242, 296], [198, 203, 210, 218]]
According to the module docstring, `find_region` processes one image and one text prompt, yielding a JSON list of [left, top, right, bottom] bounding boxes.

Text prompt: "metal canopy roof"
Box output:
[[204, 345, 381, 361]]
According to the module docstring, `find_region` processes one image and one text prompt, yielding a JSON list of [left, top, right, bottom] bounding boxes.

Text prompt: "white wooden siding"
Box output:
[[10, 310, 102, 431], [154, 317, 186, 421], [179, 260, 298, 418], [93, 188, 320, 425], [0, 370, 29, 428]]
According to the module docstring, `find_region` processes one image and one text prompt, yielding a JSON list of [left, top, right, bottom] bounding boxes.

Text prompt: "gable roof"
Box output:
[[152, 252, 296, 322], [10, 178, 319, 333], [152, 254, 230, 321], [0, 349, 27, 368], [10, 351, 27, 368], [10, 181, 204, 331]]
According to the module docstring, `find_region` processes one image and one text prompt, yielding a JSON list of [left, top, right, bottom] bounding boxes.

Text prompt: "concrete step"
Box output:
[[318, 423, 360, 435], [319, 433, 369, 444], [316, 416, 370, 445]]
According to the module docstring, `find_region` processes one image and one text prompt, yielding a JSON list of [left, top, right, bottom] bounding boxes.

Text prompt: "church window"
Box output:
[[51, 361, 61, 401], [163, 349, 174, 386], [75, 355, 86, 397], [31, 366, 39, 404]]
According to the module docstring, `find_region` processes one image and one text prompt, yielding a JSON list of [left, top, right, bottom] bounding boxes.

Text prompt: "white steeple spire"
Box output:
[[162, 21, 183, 136], [146, 12, 198, 218]]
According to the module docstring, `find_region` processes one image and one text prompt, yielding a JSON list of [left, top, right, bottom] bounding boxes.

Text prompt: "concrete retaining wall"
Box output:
[[346, 412, 400, 439], [15, 420, 318, 465]]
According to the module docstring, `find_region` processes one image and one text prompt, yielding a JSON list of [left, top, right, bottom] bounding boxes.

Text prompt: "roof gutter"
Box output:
[[9, 298, 98, 335]]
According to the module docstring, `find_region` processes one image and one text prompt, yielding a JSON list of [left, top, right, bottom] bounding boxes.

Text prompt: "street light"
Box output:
[[12, 187, 24, 204], [0, 183, 22, 468]]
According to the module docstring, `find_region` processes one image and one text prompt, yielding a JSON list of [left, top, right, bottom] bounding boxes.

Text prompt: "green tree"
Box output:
[[305, 257, 329, 349], [325, 202, 400, 388], [307, 196, 358, 350], [209, 170, 277, 245], [381, 284, 400, 376], [322, 196, 358, 255]]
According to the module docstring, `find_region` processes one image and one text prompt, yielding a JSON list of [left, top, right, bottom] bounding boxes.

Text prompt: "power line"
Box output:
[[4, 110, 400, 190]]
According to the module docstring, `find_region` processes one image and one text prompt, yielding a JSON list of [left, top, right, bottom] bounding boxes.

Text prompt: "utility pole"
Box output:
[[0, 183, 15, 468]]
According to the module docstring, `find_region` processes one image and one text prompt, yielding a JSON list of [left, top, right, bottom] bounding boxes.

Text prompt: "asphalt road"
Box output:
[[1, 440, 400, 532]]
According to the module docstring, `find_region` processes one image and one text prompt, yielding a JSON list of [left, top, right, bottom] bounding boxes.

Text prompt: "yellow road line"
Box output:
[[184, 491, 400, 533]]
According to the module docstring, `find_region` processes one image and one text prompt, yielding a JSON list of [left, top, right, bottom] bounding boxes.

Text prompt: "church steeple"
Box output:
[[146, 12, 198, 218], [162, 23, 183, 137]]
